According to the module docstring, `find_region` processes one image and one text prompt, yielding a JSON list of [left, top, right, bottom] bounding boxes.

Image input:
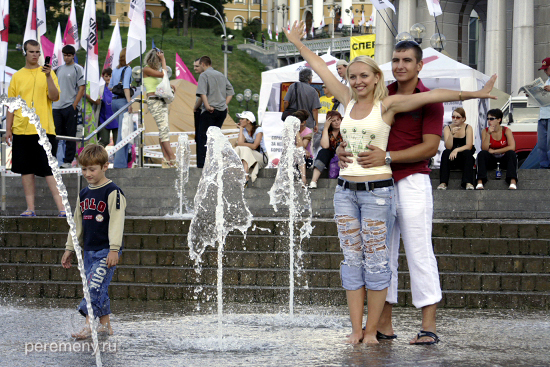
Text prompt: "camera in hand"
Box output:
[[44, 56, 51, 67]]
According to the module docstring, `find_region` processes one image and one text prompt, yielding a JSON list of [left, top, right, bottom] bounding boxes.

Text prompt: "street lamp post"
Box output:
[[193, 0, 230, 78], [235, 89, 260, 111], [277, 4, 288, 42], [327, 4, 340, 54], [189, 6, 197, 49]]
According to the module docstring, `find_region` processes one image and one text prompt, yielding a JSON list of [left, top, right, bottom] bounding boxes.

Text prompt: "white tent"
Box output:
[[0, 66, 16, 95], [380, 47, 492, 157], [258, 53, 341, 124]]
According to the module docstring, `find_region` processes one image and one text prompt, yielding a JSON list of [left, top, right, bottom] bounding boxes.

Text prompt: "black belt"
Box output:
[[337, 178, 393, 191], [147, 96, 163, 100]]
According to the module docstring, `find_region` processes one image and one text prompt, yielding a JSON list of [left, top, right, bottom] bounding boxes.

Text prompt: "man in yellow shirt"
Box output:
[[319, 84, 335, 114], [5, 40, 65, 217]]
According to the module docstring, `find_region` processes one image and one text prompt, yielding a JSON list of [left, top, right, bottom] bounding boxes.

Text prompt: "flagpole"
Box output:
[[139, 40, 143, 168], [376, 10, 395, 38], [82, 36, 90, 147], [383, 9, 398, 35], [433, 12, 444, 51]]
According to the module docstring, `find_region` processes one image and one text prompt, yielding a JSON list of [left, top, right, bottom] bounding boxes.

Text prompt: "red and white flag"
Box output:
[[369, 0, 396, 14], [275, 28, 279, 41], [337, 17, 343, 29], [359, 11, 365, 26], [175, 52, 197, 85], [0, 0, 9, 69], [23, 0, 46, 42], [63, 0, 79, 50], [309, 24, 314, 38], [128, 0, 145, 20], [267, 24, 272, 40], [81, 0, 100, 100], [426, 0, 442, 17], [126, 0, 146, 64], [103, 19, 121, 71], [51, 23, 64, 69], [317, 18, 325, 31], [287, 21, 290, 32], [368, 6, 376, 27]]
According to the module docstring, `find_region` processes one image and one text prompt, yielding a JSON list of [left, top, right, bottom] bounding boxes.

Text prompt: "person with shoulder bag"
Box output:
[[143, 48, 177, 168], [109, 48, 134, 168]]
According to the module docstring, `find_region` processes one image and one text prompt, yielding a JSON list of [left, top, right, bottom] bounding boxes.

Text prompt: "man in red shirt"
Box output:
[[337, 41, 443, 345]]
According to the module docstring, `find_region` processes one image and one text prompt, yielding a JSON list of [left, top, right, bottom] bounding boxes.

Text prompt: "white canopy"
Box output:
[[258, 53, 341, 124], [380, 47, 492, 156]]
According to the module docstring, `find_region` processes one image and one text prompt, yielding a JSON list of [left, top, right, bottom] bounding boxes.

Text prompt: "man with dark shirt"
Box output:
[[337, 41, 443, 345]]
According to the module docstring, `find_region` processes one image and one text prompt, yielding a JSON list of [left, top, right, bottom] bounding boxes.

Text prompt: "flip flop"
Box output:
[[376, 331, 397, 340], [58, 211, 67, 218], [20, 210, 36, 217], [412, 330, 440, 345]]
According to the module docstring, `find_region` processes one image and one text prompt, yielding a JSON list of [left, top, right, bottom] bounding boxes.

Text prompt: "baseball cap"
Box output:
[[236, 111, 256, 123], [336, 59, 349, 67], [539, 58, 550, 70]]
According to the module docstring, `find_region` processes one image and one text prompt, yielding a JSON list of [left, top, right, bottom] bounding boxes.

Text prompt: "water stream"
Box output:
[[187, 126, 252, 348], [174, 133, 191, 216], [0, 95, 103, 366], [268, 116, 313, 316]]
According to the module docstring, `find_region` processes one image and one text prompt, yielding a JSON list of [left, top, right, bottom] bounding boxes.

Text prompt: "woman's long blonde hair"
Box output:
[[144, 49, 162, 70], [346, 55, 388, 103], [117, 48, 128, 69]]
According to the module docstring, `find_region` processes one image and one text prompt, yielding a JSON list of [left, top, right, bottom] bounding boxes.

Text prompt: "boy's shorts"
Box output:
[[78, 248, 119, 318]]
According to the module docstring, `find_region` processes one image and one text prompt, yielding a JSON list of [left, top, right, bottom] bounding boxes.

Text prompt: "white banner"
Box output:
[[126, 0, 146, 64], [0, 0, 9, 69], [63, 0, 79, 50], [161, 0, 174, 18], [261, 112, 285, 167], [369, 0, 396, 13], [51, 23, 64, 69], [426, 0, 443, 17], [104, 19, 122, 71], [81, 0, 100, 100], [23, 0, 47, 42]]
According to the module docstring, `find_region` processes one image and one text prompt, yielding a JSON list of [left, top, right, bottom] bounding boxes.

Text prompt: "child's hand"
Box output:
[[106, 251, 119, 268], [61, 250, 74, 269]]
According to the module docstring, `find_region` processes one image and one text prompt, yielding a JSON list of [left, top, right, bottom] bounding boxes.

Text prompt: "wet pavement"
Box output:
[[1, 298, 549, 367]]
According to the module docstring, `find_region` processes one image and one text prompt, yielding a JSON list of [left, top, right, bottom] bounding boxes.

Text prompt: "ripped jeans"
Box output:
[[334, 179, 396, 291]]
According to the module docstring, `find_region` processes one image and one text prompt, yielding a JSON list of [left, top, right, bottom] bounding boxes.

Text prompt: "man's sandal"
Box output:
[[20, 210, 36, 217], [376, 331, 397, 340], [58, 211, 67, 218], [412, 330, 440, 345]]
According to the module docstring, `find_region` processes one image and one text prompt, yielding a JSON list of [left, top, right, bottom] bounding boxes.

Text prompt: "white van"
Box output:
[[500, 96, 539, 166]]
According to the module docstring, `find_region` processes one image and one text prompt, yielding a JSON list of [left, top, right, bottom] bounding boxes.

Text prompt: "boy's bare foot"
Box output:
[[97, 323, 113, 336], [362, 330, 380, 344], [71, 326, 92, 340], [345, 331, 364, 344]]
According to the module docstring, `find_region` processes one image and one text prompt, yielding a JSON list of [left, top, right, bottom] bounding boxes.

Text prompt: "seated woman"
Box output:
[[309, 110, 343, 188], [234, 111, 267, 187], [476, 109, 518, 190], [438, 107, 475, 190], [293, 109, 313, 185]]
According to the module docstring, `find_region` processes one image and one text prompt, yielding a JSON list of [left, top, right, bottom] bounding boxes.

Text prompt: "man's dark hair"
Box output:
[[199, 56, 212, 66], [23, 40, 39, 53], [102, 68, 112, 76], [62, 45, 76, 55], [292, 109, 310, 122], [487, 108, 503, 122], [394, 40, 423, 63], [194, 57, 202, 63], [299, 68, 313, 82]]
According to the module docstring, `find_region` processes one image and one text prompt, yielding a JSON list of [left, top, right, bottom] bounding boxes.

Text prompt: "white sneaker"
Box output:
[[309, 181, 317, 189], [60, 162, 72, 169]]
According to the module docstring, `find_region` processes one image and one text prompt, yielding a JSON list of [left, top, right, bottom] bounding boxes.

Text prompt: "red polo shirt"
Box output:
[[387, 79, 444, 182]]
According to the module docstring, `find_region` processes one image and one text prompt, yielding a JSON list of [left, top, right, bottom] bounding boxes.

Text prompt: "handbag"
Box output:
[[281, 83, 299, 121], [155, 69, 174, 104], [112, 67, 135, 99]]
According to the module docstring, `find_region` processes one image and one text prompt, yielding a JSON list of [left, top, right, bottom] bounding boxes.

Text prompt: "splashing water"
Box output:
[[268, 116, 313, 317], [175, 133, 191, 216], [0, 95, 102, 366], [187, 126, 252, 349]]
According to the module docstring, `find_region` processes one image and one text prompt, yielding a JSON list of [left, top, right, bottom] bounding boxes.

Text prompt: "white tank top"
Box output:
[[339, 99, 392, 177]]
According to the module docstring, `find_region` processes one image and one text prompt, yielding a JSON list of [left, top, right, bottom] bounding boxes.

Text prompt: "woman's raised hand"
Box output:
[[285, 21, 306, 45], [477, 74, 498, 100]]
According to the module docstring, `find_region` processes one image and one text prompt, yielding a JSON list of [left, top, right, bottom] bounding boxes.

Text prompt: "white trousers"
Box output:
[[386, 173, 442, 308]]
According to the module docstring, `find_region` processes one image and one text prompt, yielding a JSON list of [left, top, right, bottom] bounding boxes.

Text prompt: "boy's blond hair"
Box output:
[[78, 144, 109, 167]]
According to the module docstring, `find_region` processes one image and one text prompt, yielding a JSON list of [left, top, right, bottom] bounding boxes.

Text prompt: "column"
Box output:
[[477, 20, 486, 74], [313, 0, 323, 28], [511, 0, 535, 95], [267, 0, 273, 32], [484, 0, 507, 91], [288, 0, 299, 26], [341, 0, 352, 26], [374, 8, 393, 65], [397, 0, 415, 34]]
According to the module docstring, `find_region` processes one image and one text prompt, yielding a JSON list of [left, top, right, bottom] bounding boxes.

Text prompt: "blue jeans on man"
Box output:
[[538, 118, 550, 168]]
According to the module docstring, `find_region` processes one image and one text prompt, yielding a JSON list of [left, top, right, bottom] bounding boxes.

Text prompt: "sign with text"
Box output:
[[350, 34, 376, 59]]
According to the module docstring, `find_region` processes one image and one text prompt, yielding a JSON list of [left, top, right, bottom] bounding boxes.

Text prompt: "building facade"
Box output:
[[98, 0, 168, 29]]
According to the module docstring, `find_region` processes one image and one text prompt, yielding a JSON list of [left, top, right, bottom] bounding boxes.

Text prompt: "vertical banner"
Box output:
[[350, 34, 376, 59]]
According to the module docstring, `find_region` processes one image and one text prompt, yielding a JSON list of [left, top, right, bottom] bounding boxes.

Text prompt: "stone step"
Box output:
[[1, 280, 548, 309]]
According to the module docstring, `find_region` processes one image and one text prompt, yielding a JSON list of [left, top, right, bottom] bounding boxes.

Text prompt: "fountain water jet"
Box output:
[[268, 116, 313, 317], [187, 126, 252, 348], [0, 95, 102, 366], [175, 133, 191, 216]]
